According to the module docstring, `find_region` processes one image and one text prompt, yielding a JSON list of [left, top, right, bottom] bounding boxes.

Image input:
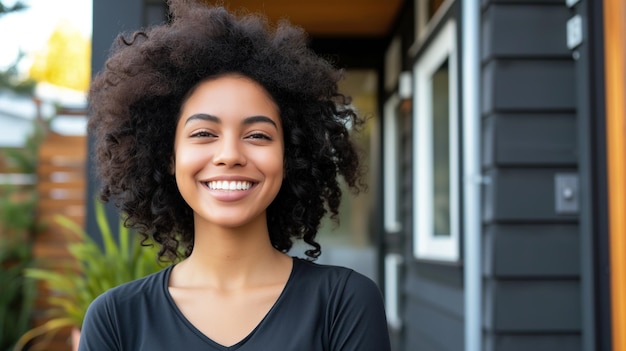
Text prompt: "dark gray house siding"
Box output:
[[574, 0, 613, 349], [384, 3, 467, 351], [481, 1, 581, 350], [403, 264, 464, 350], [383, 1, 587, 350]]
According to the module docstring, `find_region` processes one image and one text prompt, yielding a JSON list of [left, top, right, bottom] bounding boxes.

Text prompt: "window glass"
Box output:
[[431, 59, 450, 236]]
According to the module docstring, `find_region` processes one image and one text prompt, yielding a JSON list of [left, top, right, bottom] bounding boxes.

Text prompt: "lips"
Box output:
[[205, 180, 254, 191]]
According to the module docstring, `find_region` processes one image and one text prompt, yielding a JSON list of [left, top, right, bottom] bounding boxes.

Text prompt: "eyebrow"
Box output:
[[184, 113, 278, 128]]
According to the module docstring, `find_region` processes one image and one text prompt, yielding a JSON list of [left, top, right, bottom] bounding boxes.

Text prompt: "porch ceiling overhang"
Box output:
[[204, 0, 404, 37]]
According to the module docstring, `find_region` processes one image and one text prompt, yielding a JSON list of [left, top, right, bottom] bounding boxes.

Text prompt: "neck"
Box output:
[[173, 214, 289, 290]]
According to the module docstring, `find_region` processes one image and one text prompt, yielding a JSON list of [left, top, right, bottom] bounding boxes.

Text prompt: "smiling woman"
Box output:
[[81, 0, 390, 350], [173, 75, 284, 233]]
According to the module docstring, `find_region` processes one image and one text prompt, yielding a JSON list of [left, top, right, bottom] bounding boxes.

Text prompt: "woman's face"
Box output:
[[173, 74, 284, 231]]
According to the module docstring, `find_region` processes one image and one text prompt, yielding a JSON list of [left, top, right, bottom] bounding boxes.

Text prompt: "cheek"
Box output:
[[274, 164, 285, 184], [173, 148, 202, 200], [264, 149, 284, 177], [173, 145, 207, 175]]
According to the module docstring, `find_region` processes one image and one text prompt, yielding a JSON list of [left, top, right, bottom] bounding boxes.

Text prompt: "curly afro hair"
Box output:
[[88, 0, 365, 262]]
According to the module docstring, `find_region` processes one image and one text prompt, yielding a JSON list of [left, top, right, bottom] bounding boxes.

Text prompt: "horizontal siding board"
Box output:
[[482, 114, 577, 167], [410, 260, 464, 285], [406, 330, 451, 351], [402, 263, 463, 350], [483, 168, 578, 222], [484, 279, 581, 332], [483, 224, 580, 277], [478, 1, 582, 351], [485, 334, 581, 351], [483, 113, 496, 167], [405, 266, 464, 318], [482, 60, 576, 114], [482, 4, 570, 59], [404, 293, 464, 351]]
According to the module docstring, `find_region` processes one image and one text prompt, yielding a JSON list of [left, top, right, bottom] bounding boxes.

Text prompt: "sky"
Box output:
[[0, 0, 92, 72], [0, 0, 92, 146]]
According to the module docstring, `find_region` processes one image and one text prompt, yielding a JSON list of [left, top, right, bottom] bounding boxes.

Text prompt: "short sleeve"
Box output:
[[328, 271, 391, 351], [78, 293, 120, 351]]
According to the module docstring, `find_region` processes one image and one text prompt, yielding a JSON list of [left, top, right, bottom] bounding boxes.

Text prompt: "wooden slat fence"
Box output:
[[30, 132, 86, 351]]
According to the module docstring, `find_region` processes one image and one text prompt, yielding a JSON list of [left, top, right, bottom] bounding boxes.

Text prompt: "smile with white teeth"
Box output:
[[206, 180, 253, 191]]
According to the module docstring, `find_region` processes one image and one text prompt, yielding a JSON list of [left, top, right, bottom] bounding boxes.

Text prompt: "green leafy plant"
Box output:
[[0, 51, 36, 95], [0, 117, 43, 351], [0, 242, 36, 351], [13, 200, 167, 351]]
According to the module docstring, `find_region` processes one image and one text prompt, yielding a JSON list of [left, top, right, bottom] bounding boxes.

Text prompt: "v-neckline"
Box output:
[[163, 257, 298, 350]]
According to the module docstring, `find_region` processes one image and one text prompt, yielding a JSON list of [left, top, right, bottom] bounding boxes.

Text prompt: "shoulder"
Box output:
[[79, 267, 172, 350], [294, 258, 378, 285], [292, 258, 383, 302], [292, 259, 390, 350], [84, 266, 170, 321]]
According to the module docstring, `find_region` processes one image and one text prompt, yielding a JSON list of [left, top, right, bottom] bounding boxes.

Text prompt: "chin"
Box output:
[[202, 211, 267, 230]]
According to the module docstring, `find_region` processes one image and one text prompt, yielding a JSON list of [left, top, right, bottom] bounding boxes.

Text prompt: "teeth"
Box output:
[[207, 180, 252, 191]]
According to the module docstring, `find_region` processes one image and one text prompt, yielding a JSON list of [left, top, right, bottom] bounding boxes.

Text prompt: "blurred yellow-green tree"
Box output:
[[29, 20, 91, 92]]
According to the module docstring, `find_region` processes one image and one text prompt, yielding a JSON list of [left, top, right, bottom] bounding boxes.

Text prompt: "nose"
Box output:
[[212, 134, 246, 167]]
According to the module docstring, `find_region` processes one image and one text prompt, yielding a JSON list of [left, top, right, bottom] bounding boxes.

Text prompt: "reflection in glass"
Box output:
[[431, 59, 449, 236]]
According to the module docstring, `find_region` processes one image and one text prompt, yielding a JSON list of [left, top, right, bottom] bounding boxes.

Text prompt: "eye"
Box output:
[[246, 132, 272, 141], [189, 130, 216, 138]]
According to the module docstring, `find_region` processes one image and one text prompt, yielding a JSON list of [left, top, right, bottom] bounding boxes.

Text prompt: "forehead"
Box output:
[[180, 74, 279, 116]]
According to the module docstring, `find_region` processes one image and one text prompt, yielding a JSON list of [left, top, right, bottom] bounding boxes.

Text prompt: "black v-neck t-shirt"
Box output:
[[78, 257, 391, 351]]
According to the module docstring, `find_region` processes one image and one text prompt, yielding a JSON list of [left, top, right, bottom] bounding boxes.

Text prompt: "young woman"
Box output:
[[80, 1, 391, 350]]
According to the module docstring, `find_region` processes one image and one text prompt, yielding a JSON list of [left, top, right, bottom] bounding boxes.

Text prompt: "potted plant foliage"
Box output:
[[13, 200, 167, 351], [0, 242, 36, 351], [0, 117, 44, 351]]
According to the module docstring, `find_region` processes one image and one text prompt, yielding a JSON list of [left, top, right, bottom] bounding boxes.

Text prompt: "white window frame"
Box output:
[[412, 20, 460, 262], [411, 0, 455, 56]]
